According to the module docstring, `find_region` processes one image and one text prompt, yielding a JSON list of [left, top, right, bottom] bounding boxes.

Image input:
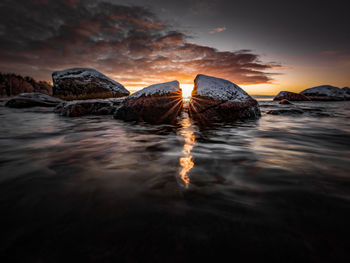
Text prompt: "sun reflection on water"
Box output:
[[179, 111, 195, 188]]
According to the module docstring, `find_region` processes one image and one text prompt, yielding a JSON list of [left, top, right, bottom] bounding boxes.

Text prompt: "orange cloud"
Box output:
[[0, 0, 280, 89], [209, 27, 227, 34]]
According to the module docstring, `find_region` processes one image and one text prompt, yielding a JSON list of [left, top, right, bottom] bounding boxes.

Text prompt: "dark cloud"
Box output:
[[0, 0, 279, 87]]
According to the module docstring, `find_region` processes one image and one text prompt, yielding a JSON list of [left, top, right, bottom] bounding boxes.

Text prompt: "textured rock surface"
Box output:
[[114, 81, 182, 124], [189, 74, 260, 123], [0, 73, 52, 96], [343, 87, 350, 100], [5, 93, 63, 108], [273, 91, 310, 101], [301, 85, 346, 101], [55, 98, 125, 117], [52, 68, 129, 98]]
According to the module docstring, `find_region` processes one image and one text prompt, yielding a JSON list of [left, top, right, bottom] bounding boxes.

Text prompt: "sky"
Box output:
[[0, 0, 349, 95]]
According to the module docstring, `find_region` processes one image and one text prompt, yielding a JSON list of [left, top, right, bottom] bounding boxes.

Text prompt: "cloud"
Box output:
[[0, 0, 280, 88], [209, 27, 227, 34]]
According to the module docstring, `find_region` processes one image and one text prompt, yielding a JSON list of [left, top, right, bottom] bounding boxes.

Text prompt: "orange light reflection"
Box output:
[[179, 111, 195, 188]]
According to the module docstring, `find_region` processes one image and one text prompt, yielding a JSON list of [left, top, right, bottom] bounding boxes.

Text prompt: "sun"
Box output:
[[180, 84, 194, 100]]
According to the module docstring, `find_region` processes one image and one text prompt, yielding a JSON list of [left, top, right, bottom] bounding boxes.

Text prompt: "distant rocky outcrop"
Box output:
[[0, 73, 52, 97], [114, 81, 182, 124], [189, 74, 260, 123], [52, 68, 129, 99], [300, 85, 346, 101], [5, 93, 63, 108], [55, 98, 125, 117], [273, 91, 310, 101]]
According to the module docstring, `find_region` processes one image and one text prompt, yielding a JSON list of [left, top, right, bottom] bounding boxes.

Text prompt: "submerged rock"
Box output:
[[52, 68, 129, 99], [273, 91, 310, 101], [266, 108, 304, 115], [55, 98, 125, 117], [189, 74, 260, 123], [5, 93, 63, 108], [279, 99, 292, 105], [114, 81, 182, 124], [300, 85, 346, 101]]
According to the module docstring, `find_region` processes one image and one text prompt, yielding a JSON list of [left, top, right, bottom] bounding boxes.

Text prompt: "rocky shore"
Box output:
[[2, 68, 350, 124]]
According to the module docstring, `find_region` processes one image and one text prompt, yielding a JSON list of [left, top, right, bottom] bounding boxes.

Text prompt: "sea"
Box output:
[[1, 96, 350, 262]]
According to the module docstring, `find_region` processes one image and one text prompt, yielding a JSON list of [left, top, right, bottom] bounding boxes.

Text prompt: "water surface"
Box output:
[[1, 100, 350, 262]]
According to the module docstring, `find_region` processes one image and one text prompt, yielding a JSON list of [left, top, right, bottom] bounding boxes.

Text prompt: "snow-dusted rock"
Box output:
[[54, 98, 125, 117], [52, 68, 129, 98], [5, 93, 63, 108], [114, 81, 182, 124], [273, 91, 310, 101], [300, 85, 346, 101], [189, 74, 260, 123], [342, 87, 350, 100]]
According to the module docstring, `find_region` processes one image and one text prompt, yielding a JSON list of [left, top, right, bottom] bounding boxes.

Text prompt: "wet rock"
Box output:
[[266, 108, 304, 115], [5, 93, 63, 108], [273, 91, 310, 101], [52, 68, 129, 99], [114, 81, 182, 124], [55, 98, 125, 117], [300, 85, 346, 101], [279, 99, 292, 105], [189, 74, 260, 124]]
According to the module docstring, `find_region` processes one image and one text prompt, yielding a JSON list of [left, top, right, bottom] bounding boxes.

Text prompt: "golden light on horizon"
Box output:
[[180, 83, 194, 100]]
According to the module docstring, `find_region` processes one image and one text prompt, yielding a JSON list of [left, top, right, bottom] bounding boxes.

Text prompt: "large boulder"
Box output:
[[273, 91, 310, 101], [189, 74, 260, 123], [55, 98, 125, 117], [114, 81, 182, 124], [300, 85, 346, 101], [52, 68, 130, 99], [5, 93, 63, 108]]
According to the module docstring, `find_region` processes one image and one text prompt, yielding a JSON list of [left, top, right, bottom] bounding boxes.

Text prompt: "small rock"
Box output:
[[273, 91, 310, 101], [55, 98, 125, 117], [266, 109, 304, 115], [5, 93, 63, 108], [279, 99, 292, 104]]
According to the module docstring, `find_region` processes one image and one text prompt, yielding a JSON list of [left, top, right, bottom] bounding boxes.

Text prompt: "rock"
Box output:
[[266, 109, 304, 115], [114, 81, 182, 124], [52, 68, 130, 99], [273, 91, 310, 101], [55, 98, 125, 117], [0, 73, 52, 96], [300, 85, 346, 101], [279, 99, 292, 104], [342, 87, 350, 100], [5, 93, 63, 108], [189, 74, 260, 123]]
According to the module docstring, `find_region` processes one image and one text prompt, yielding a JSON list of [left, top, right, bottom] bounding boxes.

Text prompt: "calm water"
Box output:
[[1, 99, 350, 262]]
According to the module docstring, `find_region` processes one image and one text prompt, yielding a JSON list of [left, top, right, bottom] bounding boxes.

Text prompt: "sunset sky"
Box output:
[[0, 0, 349, 95]]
